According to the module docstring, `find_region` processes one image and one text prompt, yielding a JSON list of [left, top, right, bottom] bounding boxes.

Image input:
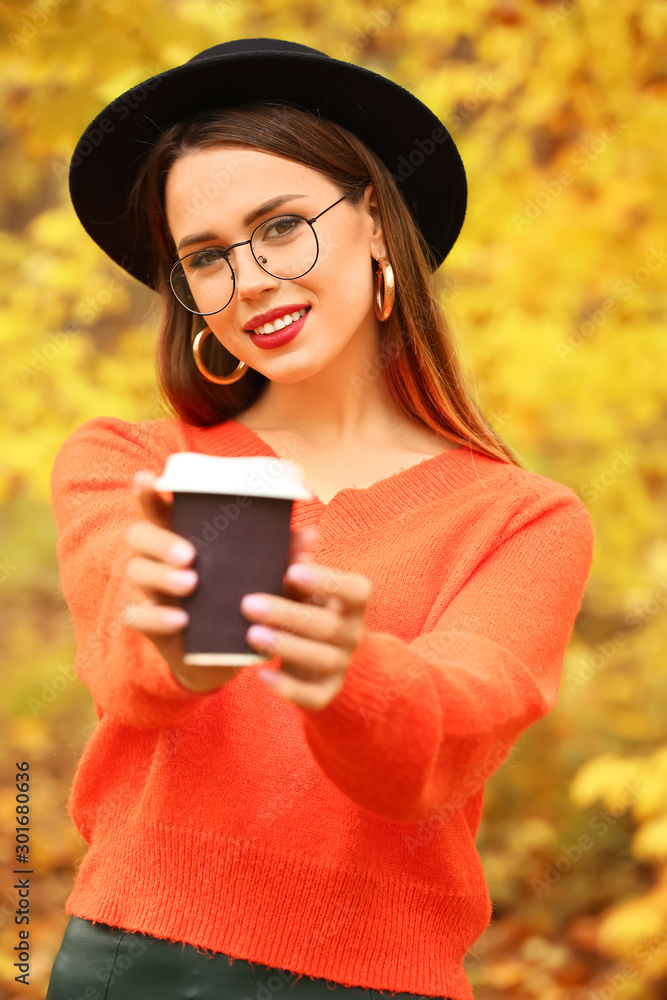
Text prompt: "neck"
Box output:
[[240, 329, 411, 448]]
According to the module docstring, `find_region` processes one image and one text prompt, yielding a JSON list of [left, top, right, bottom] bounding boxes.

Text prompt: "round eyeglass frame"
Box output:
[[169, 193, 349, 316]]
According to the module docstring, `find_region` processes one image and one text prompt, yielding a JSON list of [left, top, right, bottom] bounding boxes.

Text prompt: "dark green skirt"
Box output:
[[45, 915, 450, 1000]]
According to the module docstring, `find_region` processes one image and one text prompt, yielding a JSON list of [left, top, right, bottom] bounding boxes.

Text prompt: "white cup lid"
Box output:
[[153, 452, 314, 501]]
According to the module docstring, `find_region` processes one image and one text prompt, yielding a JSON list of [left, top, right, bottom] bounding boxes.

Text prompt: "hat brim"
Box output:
[[68, 43, 467, 287]]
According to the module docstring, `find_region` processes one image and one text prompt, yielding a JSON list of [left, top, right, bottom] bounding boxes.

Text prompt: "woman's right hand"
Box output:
[[122, 469, 242, 694]]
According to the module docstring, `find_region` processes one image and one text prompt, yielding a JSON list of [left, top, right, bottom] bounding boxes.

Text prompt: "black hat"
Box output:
[[68, 37, 468, 288]]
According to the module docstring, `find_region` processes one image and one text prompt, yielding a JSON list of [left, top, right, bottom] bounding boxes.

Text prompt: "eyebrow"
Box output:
[[176, 194, 309, 252]]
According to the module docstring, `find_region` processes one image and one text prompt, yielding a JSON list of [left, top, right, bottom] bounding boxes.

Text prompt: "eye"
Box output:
[[186, 249, 226, 271], [260, 216, 304, 240]]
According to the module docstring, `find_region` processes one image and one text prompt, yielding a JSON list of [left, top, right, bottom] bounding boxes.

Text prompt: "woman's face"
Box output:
[[164, 146, 387, 381]]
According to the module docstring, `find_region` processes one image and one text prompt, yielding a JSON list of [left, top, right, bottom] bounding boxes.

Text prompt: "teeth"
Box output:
[[252, 308, 307, 335]]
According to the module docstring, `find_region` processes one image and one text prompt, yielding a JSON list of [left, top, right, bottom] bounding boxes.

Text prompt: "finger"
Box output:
[[121, 602, 190, 634], [258, 664, 346, 712], [283, 564, 372, 616], [247, 626, 347, 674], [133, 470, 175, 532], [283, 525, 319, 602], [241, 591, 358, 650], [126, 556, 199, 600], [288, 524, 319, 563], [125, 517, 198, 568]]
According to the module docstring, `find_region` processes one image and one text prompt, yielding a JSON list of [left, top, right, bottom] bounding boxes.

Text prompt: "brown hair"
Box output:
[[129, 100, 522, 465]]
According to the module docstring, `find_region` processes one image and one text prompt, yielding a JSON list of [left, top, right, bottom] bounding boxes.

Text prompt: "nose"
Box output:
[[230, 242, 280, 301]]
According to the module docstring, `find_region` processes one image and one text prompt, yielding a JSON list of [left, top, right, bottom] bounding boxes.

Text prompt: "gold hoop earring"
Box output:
[[374, 257, 395, 322], [193, 326, 248, 385]]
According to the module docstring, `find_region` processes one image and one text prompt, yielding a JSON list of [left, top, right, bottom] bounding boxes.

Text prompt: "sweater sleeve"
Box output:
[[50, 415, 211, 728], [300, 484, 595, 824]]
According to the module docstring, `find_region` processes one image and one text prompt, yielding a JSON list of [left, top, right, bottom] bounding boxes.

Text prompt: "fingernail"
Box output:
[[172, 569, 198, 588], [171, 541, 196, 564], [258, 668, 279, 687], [132, 472, 148, 495], [247, 624, 277, 649], [165, 609, 189, 626], [286, 563, 315, 585], [241, 594, 271, 616]]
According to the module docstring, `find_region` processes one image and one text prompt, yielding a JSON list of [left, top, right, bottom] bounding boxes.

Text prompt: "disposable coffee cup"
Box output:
[[154, 453, 314, 666]]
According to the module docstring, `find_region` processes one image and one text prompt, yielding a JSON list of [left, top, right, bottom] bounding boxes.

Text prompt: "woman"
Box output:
[[46, 38, 595, 1000]]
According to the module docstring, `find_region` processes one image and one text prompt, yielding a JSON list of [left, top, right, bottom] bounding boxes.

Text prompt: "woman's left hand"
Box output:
[[240, 526, 373, 711]]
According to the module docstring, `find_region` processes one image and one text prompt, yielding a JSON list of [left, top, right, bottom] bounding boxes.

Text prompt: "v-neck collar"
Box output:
[[197, 419, 503, 528]]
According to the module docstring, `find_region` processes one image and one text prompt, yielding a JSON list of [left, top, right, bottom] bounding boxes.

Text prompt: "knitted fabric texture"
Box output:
[[50, 416, 595, 1000]]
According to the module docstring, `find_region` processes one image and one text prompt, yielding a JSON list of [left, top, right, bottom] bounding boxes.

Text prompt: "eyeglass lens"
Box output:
[[170, 215, 319, 315]]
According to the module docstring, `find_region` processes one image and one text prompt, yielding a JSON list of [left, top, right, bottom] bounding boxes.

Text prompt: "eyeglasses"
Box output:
[[169, 194, 349, 316]]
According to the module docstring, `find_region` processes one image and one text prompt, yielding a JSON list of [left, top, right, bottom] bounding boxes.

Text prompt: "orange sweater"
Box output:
[[50, 415, 594, 1000]]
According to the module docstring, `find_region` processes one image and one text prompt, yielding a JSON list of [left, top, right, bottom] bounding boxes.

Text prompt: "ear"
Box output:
[[362, 182, 388, 259]]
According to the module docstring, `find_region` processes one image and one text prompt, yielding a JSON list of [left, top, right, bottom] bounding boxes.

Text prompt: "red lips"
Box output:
[[244, 304, 311, 332]]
